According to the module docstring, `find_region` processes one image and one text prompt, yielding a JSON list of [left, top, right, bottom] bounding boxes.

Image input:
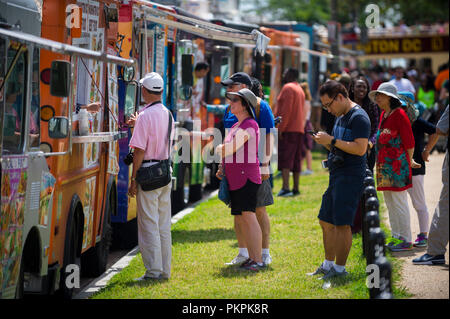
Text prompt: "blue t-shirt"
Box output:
[[328, 105, 371, 175], [223, 99, 275, 164], [223, 99, 275, 130]]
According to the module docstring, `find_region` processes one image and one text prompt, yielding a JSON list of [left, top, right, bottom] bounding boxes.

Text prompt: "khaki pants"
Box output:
[[383, 190, 412, 243], [136, 182, 172, 278], [428, 152, 449, 256]]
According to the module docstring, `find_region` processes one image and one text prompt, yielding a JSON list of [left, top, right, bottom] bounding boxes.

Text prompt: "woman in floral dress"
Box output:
[[369, 83, 421, 252]]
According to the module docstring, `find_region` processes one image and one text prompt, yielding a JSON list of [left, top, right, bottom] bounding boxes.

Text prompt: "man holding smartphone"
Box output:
[[308, 80, 370, 280]]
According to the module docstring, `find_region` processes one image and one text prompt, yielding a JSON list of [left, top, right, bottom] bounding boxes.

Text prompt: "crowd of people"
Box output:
[[125, 59, 448, 282]]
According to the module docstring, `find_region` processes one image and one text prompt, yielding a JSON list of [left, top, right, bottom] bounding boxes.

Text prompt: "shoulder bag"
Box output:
[[135, 111, 173, 191]]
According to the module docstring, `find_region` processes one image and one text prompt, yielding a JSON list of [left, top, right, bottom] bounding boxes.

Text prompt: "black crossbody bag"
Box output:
[[135, 112, 173, 191]]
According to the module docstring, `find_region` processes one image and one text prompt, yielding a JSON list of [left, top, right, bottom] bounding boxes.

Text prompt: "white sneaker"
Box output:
[[301, 169, 313, 176], [225, 254, 249, 266], [262, 254, 272, 265]]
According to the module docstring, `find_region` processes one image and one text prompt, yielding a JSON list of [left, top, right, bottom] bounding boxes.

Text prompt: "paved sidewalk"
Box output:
[[384, 153, 449, 299]]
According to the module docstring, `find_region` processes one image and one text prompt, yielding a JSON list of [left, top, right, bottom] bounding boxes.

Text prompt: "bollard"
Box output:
[[367, 227, 386, 267], [363, 196, 379, 256], [370, 256, 394, 299], [365, 196, 379, 212], [363, 176, 375, 188], [364, 210, 380, 229], [364, 186, 378, 200], [365, 168, 373, 177]]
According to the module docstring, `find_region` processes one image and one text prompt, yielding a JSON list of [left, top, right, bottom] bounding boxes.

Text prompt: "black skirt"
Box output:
[[229, 179, 260, 215]]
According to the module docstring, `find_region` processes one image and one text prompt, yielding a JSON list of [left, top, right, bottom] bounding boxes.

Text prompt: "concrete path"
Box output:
[[384, 153, 449, 299]]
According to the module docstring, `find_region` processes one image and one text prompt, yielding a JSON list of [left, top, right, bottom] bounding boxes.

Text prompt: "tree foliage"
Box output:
[[252, 0, 449, 26]]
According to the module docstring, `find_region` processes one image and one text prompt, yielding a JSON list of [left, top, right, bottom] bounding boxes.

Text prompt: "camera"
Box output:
[[331, 146, 345, 168], [123, 150, 134, 166]]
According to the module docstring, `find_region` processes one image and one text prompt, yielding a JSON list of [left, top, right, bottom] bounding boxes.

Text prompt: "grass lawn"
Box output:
[[92, 151, 409, 299]]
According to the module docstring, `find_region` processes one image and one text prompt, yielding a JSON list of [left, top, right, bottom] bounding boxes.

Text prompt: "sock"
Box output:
[[262, 249, 270, 256], [334, 264, 345, 273], [322, 259, 334, 271], [239, 248, 249, 257]]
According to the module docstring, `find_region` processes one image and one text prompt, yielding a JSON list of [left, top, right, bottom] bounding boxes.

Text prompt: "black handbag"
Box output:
[[135, 112, 173, 191]]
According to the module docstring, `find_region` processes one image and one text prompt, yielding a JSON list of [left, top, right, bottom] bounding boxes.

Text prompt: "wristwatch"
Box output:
[[331, 138, 337, 146]]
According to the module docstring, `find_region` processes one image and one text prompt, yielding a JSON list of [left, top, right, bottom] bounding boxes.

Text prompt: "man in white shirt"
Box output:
[[389, 67, 416, 94]]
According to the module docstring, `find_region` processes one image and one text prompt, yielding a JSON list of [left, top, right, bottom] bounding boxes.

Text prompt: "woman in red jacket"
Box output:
[[369, 83, 421, 252]]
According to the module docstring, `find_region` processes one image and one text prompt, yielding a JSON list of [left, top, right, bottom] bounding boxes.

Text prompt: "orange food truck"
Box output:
[[0, 0, 136, 298]]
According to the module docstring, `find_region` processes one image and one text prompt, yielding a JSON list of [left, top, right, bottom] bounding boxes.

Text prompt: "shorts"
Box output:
[[229, 179, 261, 215], [256, 179, 274, 208], [278, 132, 304, 172], [318, 173, 364, 226]]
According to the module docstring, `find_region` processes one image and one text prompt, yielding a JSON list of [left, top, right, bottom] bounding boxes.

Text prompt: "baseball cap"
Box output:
[[139, 72, 164, 93], [225, 88, 257, 119], [221, 72, 252, 87]]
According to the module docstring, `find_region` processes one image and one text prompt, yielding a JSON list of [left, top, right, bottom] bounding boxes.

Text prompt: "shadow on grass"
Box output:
[[172, 228, 235, 244], [215, 265, 274, 279]]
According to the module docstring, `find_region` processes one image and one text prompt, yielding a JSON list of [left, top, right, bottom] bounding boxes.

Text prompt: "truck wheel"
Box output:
[[81, 190, 114, 277], [189, 184, 203, 202], [58, 217, 81, 299], [172, 163, 190, 214]]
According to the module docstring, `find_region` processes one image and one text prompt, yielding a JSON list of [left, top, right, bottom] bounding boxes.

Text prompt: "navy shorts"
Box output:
[[318, 173, 364, 226]]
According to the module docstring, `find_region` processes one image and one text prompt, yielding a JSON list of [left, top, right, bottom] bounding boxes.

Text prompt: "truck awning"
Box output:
[[135, 1, 270, 54], [233, 43, 334, 59], [0, 27, 136, 67]]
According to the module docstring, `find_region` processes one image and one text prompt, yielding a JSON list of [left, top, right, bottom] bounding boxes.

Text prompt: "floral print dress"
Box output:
[[375, 108, 415, 192]]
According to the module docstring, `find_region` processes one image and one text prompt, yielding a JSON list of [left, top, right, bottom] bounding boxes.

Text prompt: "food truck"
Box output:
[[116, 0, 268, 214], [0, 0, 136, 298]]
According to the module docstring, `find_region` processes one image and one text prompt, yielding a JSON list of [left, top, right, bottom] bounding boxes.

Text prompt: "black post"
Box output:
[[362, 187, 378, 256], [371, 256, 394, 299], [367, 227, 386, 267]]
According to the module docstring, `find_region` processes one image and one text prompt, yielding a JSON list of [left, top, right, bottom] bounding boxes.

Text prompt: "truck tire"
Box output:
[[58, 215, 81, 299], [172, 163, 190, 214], [81, 189, 114, 277]]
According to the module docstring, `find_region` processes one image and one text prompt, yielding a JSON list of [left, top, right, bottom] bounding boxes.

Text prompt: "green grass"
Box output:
[[92, 151, 409, 299]]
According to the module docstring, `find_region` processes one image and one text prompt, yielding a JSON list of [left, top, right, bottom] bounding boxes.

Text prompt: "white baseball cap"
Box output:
[[139, 72, 164, 93]]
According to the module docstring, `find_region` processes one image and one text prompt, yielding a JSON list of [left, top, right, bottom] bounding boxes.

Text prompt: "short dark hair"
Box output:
[[319, 80, 348, 99], [250, 77, 264, 98], [389, 97, 402, 110], [195, 62, 210, 72], [283, 68, 299, 83]]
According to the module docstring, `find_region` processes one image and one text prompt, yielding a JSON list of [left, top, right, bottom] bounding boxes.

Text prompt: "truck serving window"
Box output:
[[2, 44, 26, 154]]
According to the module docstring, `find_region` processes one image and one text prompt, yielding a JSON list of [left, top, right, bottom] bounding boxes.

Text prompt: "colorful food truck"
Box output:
[[0, 0, 136, 298], [116, 0, 268, 214]]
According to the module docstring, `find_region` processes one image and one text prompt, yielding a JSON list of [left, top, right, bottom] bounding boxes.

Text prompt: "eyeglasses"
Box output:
[[322, 94, 338, 110]]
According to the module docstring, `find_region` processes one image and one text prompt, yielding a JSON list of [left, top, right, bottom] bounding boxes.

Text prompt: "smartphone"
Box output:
[[307, 130, 316, 136], [321, 160, 329, 169]]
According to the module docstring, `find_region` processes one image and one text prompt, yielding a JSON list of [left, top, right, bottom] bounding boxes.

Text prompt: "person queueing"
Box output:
[[413, 105, 449, 265], [128, 72, 174, 281], [215, 88, 265, 272], [275, 68, 306, 197], [369, 83, 421, 252], [398, 91, 439, 248], [219, 72, 275, 266], [309, 80, 371, 279], [300, 82, 314, 176], [348, 75, 381, 234]]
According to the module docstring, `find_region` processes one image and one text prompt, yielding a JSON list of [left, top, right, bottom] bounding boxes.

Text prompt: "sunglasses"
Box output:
[[322, 93, 338, 110]]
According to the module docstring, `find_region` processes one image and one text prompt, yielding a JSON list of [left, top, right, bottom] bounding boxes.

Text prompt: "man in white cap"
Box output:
[[128, 72, 174, 281]]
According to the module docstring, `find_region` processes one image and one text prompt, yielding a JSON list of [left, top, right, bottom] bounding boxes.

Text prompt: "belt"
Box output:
[[142, 159, 167, 163]]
